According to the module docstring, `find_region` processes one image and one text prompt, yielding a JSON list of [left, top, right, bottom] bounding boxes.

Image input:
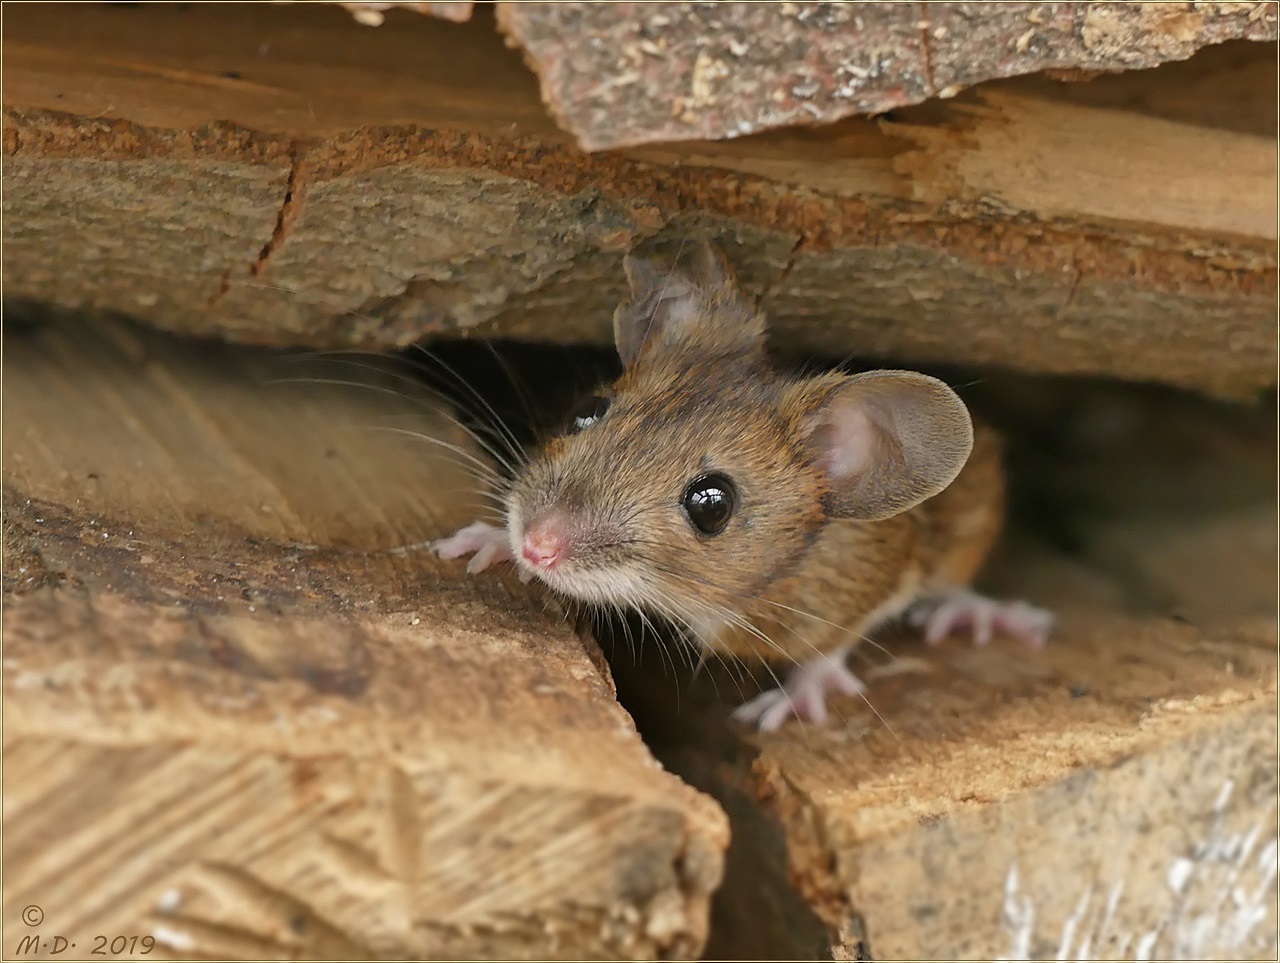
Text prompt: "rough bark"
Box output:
[[496, 1, 1279, 150], [3, 4, 1275, 399], [1, 313, 728, 960]]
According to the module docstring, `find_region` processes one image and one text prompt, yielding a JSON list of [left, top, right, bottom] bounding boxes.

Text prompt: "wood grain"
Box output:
[[2, 3, 1275, 398], [1, 314, 728, 960]]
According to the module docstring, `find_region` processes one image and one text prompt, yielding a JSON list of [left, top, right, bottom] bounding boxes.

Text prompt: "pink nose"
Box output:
[[521, 526, 565, 569]]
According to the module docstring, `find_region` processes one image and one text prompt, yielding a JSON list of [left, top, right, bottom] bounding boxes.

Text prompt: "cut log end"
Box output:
[[1, 314, 728, 959]]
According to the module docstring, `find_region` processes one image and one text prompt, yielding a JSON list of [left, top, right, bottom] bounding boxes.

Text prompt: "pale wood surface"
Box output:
[[2, 3, 1275, 398], [1, 314, 728, 960]]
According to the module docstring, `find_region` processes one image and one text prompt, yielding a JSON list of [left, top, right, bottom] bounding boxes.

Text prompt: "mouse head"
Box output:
[[504, 240, 974, 631]]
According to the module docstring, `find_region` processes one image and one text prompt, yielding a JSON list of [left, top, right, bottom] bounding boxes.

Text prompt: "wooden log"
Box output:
[[1, 312, 728, 960], [754, 605, 1276, 958], [608, 379, 1278, 959], [2, 3, 1276, 399], [496, 1, 1279, 150], [305, 2, 1280, 149]]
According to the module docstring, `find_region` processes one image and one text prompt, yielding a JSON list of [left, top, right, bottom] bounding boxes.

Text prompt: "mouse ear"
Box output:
[[797, 370, 974, 521], [613, 239, 763, 367]]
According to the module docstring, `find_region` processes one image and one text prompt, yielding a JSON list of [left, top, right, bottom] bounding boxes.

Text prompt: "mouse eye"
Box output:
[[567, 395, 610, 434], [682, 473, 737, 536]]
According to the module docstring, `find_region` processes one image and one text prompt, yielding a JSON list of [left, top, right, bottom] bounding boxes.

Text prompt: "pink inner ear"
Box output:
[[818, 403, 880, 481]]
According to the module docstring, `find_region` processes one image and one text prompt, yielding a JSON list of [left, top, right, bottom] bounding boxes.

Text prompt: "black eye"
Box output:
[[567, 395, 610, 434], [682, 473, 737, 536]]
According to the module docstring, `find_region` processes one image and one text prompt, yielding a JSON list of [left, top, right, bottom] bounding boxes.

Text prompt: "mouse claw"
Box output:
[[732, 649, 866, 732], [907, 589, 1054, 649], [434, 520, 514, 573]]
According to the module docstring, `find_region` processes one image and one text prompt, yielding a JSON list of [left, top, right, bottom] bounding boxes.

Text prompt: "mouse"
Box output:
[[434, 239, 1053, 731]]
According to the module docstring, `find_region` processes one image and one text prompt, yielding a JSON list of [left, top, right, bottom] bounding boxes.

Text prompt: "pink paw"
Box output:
[[731, 649, 865, 732], [434, 521, 526, 579], [907, 589, 1053, 648]]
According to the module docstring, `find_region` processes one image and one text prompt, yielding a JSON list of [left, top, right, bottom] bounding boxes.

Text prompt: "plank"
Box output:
[[1, 3, 1275, 398], [1, 313, 728, 960]]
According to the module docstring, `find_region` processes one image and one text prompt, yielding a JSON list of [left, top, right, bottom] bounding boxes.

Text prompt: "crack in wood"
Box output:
[[206, 145, 303, 308], [758, 233, 806, 311], [252, 146, 303, 277]]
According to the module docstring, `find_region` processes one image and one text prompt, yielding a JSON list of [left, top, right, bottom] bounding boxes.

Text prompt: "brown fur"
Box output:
[[715, 421, 1004, 663], [507, 352, 833, 619], [505, 242, 1005, 669]]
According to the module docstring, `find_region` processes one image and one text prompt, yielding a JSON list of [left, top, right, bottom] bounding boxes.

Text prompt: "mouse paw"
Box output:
[[906, 589, 1053, 648], [433, 521, 520, 577], [731, 650, 865, 732]]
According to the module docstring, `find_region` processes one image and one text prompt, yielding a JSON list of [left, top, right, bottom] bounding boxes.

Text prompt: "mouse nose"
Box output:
[[521, 520, 566, 570]]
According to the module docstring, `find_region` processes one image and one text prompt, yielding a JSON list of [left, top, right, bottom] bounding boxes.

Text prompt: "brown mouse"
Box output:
[[435, 240, 1052, 730]]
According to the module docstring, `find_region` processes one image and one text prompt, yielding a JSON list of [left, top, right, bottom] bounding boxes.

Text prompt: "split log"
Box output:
[[314, 1, 1277, 151], [497, 1, 1279, 150], [2, 3, 1276, 398], [1, 312, 728, 960], [755, 588, 1276, 958]]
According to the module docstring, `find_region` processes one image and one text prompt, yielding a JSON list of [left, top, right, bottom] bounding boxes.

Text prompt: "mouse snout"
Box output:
[[521, 513, 568, 570]]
